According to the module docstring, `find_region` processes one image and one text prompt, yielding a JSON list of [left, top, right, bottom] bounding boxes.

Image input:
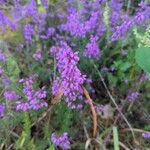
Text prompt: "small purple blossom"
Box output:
[[33, 51, 42, 60], [140, 73, 148, 83], [51, 132, 70, 150], [95, 104, 104, 113], [4, 91, 19, 101], [2, 76, 11, 88], [41, 0, 49, 9], [127, 91, 139, 102], [84, 35, 100, 59], [23, 24, 35, 43], [142, 132, 150, 139], [0, 104, 5, 117], [47, 27, 55, 36]]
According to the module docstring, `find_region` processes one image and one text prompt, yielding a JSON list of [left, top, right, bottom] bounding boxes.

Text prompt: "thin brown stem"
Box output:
[[82, 86, 97, 138]]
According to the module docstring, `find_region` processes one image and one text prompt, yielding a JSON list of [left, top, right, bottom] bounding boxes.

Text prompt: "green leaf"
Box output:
[[120, 62, 131, 71], [135, 46, 150, 79], [47, 145, 55, 150], [113, 126, 120, 150]]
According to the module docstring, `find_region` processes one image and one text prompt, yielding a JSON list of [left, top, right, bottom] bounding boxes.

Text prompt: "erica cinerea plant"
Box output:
[[0, 0, 150, 149]]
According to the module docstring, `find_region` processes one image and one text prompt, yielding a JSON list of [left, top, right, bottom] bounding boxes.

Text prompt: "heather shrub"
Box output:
[[0, 0, 150, 149]]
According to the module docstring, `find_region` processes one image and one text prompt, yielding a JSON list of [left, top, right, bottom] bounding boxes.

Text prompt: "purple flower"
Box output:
[[33, 51, 42, 60], [127, 91, 139, 102], [95, 104, 104, 113], [2, 76, 11, 88], [142, 132, 150, 139], [84, 35, 100, 59], [51, 132, 70, 150], [41, 0, 49, 9], [47, 27, 55, 36], [0, 104, 5, 117], [16, 75, 47, 111], [140, 73, 148, 83], [24, 0, 37, 18], [50, 42, 86, 108], [0, 10, 17, 32], [110, 0, 123, 30], [111, 17, 134, 41], [23, 24, 35, 43], [4, 91, 19, 101]]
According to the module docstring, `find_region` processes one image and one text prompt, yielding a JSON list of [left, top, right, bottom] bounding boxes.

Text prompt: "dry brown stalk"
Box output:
[[82, 86, 97, 138]]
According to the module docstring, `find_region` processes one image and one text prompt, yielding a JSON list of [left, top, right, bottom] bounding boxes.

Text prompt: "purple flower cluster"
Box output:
[[50, 42, 86, 108], [4, 91, 19, 101], [134, 1, 150, 24], [60, 1, 103, 38], [23, 24, 35, 43], [16, 75, 47, 111], [127, 91, 139, 102], [95, 104, 104, 113], [0, 104, 5, 117], [111, 15, 134, 41], [51, 132, 70, 150], [142, 132, 150, 139], [84, 35, 100, 59], [111, 1, 150, 41], [41, 0, 49, 9], [0, 10, 17, 32], [110, 0, 123, 30]]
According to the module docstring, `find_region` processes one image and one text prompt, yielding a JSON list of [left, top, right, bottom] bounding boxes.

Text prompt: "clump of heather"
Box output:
[[50, 42, 86, 108], [51, 132, 70, 150], [16, 75, 47, 111], [0, 0, 150, 149]]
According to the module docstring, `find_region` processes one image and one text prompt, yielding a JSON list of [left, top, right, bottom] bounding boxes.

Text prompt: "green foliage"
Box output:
[[135, 46, 150, 79], [15, 112, 35, 150], [113, 126, 120, 150], [133, 26, 150, 48]]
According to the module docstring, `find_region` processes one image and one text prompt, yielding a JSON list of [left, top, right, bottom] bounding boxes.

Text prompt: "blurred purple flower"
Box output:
[[0, 104, 5, 117], [41, 0, 49, 9], [84, 35, 100, 59], [51, 132, 70, 150], [4, 91, 19, 101], [2, 76, 11, 88], [95, 104, 104, 113], [142, 132, 150, 139], [16, 76, 47, 111], [127, 91, 139, 102], [23, 24, 35, 43], [33, 51, 42, 61]]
